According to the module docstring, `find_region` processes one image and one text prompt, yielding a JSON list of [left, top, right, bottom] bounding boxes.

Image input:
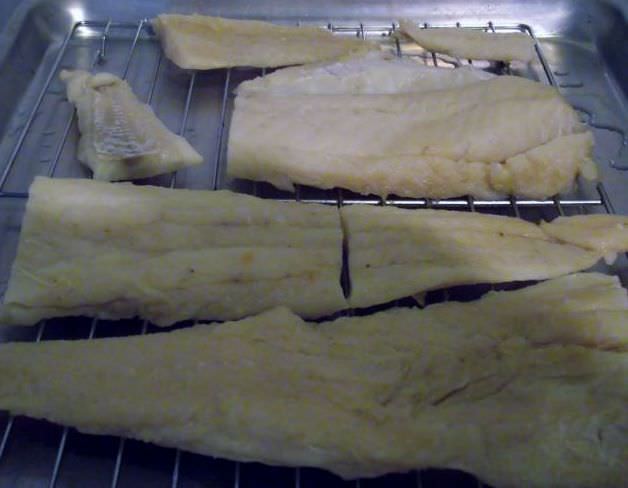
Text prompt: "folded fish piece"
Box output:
[[236, 51, 495, 96], [0, 177, 346, 326], [398, 19, 536, 62], [228, 75, 595, 199], [60, 70, 203, 181], [341, 205, 628, 308], [0, 273, 626, 488], [152, 14, 377, 70]]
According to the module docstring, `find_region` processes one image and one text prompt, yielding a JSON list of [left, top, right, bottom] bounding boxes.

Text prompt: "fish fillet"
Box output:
[[236, 51, 495, 96], [398, 19, 536, 62], [341, 205, 628, 308], [0, 273, 626, 488], [0, 177, 345, 326], [227, 75, 595, 199], [152, 14, 377, 70], [60, 70, 203, 181]]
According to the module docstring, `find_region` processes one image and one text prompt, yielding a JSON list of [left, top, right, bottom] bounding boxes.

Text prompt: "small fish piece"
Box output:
[[0, 177, 346, 326], [60, 70, 202, 181], [540, 214, 628, 254], [236, 51, 495, 96], [398, 19, 536, 62], [341, 205, 628, 308], [228, 75, 595, 199], [0, 273, 625, 488], [152, 14, 377, 70]]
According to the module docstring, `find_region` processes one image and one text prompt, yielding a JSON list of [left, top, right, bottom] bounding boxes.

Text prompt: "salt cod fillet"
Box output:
[[152, 14, 377, 70], [0, 273, 626, 488], [227, 76, 596, 199], [398, 19, 535, 62], [342, 205, 628, 308], [0, 177, 345, 326], [236, 51, 495, 96], [60, 70, 202, 181]]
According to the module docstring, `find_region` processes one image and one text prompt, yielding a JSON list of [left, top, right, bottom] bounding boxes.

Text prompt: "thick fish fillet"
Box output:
[[236, 51, 494, 96], [60, 70, 202, 181], [0, 274, 626, 488], [227, 76, 595, 199], [342, 206, 628, 308], [0, 178, 345, 326], [152, 14, 377, 69], [398, 19, 535, 62]]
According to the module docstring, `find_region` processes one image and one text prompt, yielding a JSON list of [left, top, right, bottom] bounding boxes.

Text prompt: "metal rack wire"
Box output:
[[0, 17, 622, 488]]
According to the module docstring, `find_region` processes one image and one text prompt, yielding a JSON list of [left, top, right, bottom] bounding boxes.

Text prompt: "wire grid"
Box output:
[[0, 18, 620, 488]]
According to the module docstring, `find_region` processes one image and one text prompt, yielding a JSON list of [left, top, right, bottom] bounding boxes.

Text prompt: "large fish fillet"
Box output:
[[236, 51, 495, 96], [60, 70, 203, 181], [227, 76, 596, 199], [398, 19, 536, 62], [152, 14, 377, 70], [342, 205, 628, 308], [0, 273, 626, 488], [0, 177, 345, 326]]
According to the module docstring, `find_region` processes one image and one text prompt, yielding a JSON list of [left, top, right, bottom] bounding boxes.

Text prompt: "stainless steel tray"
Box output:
[[0, 1, 626, 487]]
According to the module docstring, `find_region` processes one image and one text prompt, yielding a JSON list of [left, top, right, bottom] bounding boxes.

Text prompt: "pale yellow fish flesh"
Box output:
[[152, 14, 377, 70], [236, 51, 495, 96], [0, 273, 626, 487], [541, 214, 628, 254], [398, 19, 536, 62], [227, 76, 595, 199], [341, 205, 628, 308], [60, 70, 202, 181], [0, 177, 346, 326]]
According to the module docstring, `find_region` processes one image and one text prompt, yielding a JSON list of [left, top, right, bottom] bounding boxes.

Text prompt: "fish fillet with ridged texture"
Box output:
[[0, 177, 345, 326], [398, 19, 535, 62], [342, 205, 628, 308], [152, 14, 377, 70], [236, 51, 495, 96], [227, 76, 595, 199], [0, 273, 626, 488], [60, 70, 202, 181]]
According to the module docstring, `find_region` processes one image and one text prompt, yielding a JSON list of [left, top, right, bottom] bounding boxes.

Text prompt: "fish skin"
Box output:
[[60, 70, 202, 181], [236, 51, 495, 96], [341, 206, 628, 308], [152, 14, 377, 70], [0, 274, 625, 487], [0, 177, 346, 326], [398, 19, 536, 62]]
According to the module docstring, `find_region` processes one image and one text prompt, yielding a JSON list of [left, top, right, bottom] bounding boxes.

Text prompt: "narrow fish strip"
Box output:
[[398, 19, 536, 62], [152, 14, 377, 70], [341, 205, 628, 308]]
